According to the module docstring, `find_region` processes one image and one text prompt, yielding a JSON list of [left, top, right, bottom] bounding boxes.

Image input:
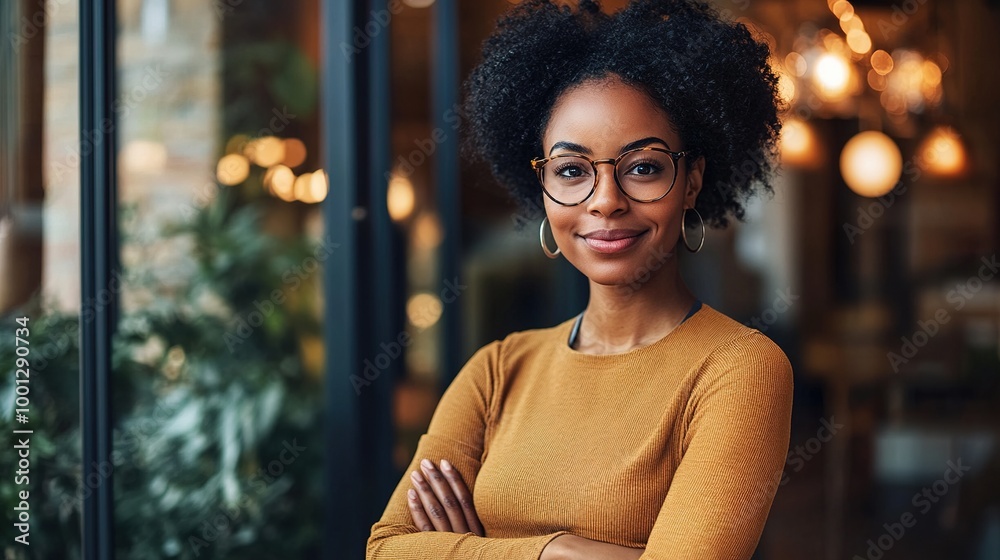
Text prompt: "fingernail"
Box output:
[[441, 459, 453, 471], [411, 470, 424, 483], [421, 459, 435, 470], [407, 489, 417, 500]]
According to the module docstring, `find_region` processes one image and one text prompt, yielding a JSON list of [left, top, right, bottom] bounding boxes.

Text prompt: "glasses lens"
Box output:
[[616, 149, 677, 201], [540, 155, 594, 204]]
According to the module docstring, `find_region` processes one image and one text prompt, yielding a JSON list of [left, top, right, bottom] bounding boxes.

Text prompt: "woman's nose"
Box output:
[[586, 162, 628, 216]]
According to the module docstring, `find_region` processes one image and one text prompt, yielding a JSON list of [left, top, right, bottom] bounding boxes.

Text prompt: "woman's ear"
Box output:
[[683, 155, 706, 208]]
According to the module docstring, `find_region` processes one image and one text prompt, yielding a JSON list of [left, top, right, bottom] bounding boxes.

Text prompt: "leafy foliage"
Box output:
[[1, 188, 324, 559]]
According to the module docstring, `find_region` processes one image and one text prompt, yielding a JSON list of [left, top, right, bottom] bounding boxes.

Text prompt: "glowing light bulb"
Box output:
[[919, 126, 966, 177], [840, 131, 902, 197], [814, 52, 852, 101]]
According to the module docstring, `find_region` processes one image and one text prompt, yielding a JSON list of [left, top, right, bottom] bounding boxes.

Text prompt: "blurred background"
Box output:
[[0, 0, 998, 558]]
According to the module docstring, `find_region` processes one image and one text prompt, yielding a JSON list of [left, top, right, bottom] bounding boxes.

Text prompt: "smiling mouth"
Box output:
[[579, 230, 647, 254]]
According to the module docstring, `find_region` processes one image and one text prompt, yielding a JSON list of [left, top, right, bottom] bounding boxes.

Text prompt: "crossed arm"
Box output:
[[367, 333, 794, 560], [366, 341, 647, 559], [405, 456, 643, 560]]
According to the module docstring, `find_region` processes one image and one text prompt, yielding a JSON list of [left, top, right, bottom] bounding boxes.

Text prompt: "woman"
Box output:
[[367, 1, 792, 558]]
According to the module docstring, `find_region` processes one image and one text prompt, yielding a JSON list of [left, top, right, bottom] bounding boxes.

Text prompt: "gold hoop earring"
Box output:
[[540, 217, 561, 259], [681, 207, 705, 253]]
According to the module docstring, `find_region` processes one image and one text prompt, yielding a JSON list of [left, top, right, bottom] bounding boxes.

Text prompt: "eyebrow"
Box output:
[[548, 136, 672, 156]]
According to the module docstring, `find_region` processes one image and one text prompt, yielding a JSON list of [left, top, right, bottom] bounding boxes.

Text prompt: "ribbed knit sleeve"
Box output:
[[366, 339, 570, 559], [639, 331, 794, 559]]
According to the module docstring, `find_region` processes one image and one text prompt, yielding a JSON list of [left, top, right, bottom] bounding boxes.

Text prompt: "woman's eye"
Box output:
[[628, 162, 662, 175], [556, 165, 586, 178]]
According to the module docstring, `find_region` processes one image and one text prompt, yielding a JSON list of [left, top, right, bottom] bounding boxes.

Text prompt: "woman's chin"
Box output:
[[576, 264, 654, 290]]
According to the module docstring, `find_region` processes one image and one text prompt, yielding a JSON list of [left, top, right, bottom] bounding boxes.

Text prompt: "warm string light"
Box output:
[[775, 1, 964, 183], [779, 1, 945, 114], [217, 134, 326, 203], [217, 154, 250, 186], [265, 165, 296, 201], [245, 136, 285, 167]]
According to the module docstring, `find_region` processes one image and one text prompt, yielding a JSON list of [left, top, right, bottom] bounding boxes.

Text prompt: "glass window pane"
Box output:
[[112, 0, 323, 557], [1, 0, 82, 558]]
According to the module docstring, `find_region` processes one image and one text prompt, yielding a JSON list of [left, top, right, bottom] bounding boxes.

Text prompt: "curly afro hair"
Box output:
[[463, 0, 782, 229]]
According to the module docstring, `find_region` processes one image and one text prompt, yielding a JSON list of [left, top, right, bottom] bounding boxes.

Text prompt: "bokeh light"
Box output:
[[846, 29, 871, 54], [871, 50, 894, 75], [266, 165, 295, 201], [832, 0, 854, 20], [919, 126, 967, 177], [785, 51, 807, 77], [840, 14, 864, 34], [306, 170, 328, 203], [216, 154, 250, 186], [121, 139, 168, 174], [282, 138, 308, 168], [780, 118, 820, 168], [840, 131, 903, 197], [867, 68, 888, 91], [245, 136, 285, 167], [412, 212, 444, 250], [387, 175, 416, 222], [293, 172, 312, 202], [814, 52, 852, 100], [407, 293, 443, 328]]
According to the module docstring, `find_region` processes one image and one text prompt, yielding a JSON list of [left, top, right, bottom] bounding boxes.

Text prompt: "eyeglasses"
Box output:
[[530, 147, 688, 206]]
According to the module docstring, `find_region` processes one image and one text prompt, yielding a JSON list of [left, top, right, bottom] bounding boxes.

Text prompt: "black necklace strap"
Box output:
[[568, 299, 702, 349]]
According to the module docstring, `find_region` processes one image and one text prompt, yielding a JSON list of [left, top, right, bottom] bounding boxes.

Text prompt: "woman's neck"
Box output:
[[575, 264, 696, 355]]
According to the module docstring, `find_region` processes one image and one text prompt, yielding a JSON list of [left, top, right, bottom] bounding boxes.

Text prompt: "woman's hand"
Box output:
[[407, 458, 485, 536], [540, 534, 645, 560]]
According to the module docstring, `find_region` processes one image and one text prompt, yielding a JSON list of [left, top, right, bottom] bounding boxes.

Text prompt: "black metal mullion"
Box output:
[[322, 0, 365, 555], [79, 0, 117, 559], [433, 0, 461, 387], [365, 0, 400, 516]]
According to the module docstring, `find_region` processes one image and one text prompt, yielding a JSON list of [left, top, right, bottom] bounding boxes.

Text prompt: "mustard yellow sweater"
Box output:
[[367, 303, 794, 559]]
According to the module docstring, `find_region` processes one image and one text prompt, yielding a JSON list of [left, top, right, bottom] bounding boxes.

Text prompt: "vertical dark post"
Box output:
[[322, 0, 365, 555], [79, 0, 117, 558], [365, 0, 400, 509], [433, 0, 462, 386]]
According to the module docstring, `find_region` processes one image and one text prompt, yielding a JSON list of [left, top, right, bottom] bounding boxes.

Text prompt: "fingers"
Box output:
[[407, 488, 435, 531], [440, 459, 485, 537], [419, 459, 471, 534], [410, 468, 451, 532]]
